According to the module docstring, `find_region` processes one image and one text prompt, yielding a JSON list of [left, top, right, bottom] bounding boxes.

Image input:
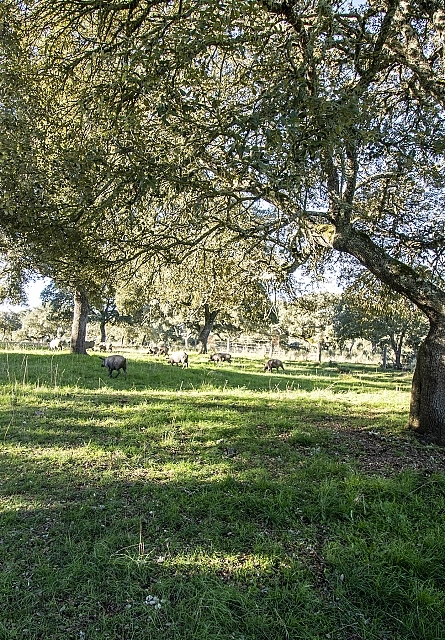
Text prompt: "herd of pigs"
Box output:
[[100, 351, 286, 378], [47, 338, 285, 379]]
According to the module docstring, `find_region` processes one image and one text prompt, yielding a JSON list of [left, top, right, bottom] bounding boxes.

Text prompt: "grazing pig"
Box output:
[[148, 345, 168, 355], [209, 352, 232, 363], [49, 338, 62, 350], [167, 350, 189, 368], [101, 354, 127, 378], [263, 358, 285, 372], [98, 342, 113, 352]]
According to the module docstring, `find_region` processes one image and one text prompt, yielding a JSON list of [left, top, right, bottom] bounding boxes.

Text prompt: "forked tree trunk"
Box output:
[[409, 319, 445, 444], [71, 288, 90, 354], [197, 305, 218, 354], [389, 330, 405, 369]]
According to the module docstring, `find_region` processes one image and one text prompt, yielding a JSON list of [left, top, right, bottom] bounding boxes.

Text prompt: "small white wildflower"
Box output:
[[144, 594, 166, 609]]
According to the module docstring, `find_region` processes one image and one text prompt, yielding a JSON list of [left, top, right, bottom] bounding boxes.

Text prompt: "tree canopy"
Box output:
[[23, 0, 444, 300], [116, 229, 281, 351], [334, 275, 429, 367]]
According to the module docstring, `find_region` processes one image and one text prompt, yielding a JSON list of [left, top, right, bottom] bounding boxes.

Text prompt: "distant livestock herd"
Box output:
[[48, 339, 112, 351], [47, 338, 286, 380], [99, 352, 285, 379]]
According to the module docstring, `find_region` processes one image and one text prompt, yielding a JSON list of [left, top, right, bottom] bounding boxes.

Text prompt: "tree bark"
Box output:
[[332, 224, 445, 444], [100, 319, 106, 343], [71, 288, 89, 354], [382, 345, 387, 369], [197, 304, 218, 353], [409, 319, 445, 444], [389, 329, 405, 369]]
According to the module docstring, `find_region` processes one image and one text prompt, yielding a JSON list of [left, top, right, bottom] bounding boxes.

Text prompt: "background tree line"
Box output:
[[0, 279, 427, 369]]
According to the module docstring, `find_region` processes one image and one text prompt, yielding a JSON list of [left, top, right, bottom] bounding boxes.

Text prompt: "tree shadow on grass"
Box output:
[[1, 445, 445, 640], [0, 347, 440, 485], [0, 387, 410, 453]]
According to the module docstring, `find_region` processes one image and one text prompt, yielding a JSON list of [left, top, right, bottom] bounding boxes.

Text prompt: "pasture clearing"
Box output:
[[1, 349, 444, 639]]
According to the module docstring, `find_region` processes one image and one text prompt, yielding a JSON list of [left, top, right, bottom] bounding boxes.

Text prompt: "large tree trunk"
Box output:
[[409, 319, 445, 444], [197, 304, 218, 354], [332, 224, 445, 444], [71, 288, 89, 354]]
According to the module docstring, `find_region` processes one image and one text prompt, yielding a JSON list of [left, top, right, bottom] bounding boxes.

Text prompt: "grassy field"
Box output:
[[1, 348, 444, 640]]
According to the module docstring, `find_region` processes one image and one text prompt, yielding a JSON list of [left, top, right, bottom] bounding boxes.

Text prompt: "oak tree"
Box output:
[[117, 232, 279, 352], [334, 277, 428, 368], [10, 1, 445, 442]]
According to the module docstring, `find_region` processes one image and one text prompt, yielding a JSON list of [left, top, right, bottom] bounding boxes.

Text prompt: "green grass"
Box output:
[[0, 348, 444, 639]]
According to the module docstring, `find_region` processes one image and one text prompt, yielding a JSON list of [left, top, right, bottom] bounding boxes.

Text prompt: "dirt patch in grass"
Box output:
[[329, 426, 445, 475]]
